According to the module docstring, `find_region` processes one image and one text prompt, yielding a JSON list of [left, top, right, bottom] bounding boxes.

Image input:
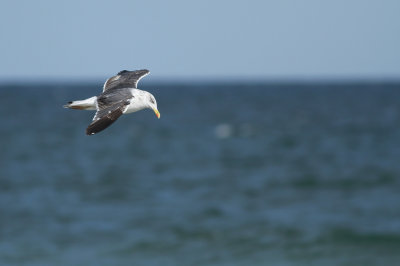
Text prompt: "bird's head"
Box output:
[[146, 92, 160, 119]]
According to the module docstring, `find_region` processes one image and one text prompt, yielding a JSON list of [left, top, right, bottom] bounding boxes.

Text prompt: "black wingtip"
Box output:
[[86, 130, 96, 136], [85, 108, 124, 136], [117, 69, 150, 75], [118, 70, 129, 75]]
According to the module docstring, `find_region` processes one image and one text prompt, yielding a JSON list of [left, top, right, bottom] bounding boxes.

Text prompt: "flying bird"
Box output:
[[64, 69, 160, 135]]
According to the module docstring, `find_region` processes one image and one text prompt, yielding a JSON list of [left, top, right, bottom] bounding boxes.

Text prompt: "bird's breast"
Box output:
[[124, 99, 146, 114]]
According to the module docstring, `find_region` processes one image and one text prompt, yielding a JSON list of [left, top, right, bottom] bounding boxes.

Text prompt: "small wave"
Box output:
[[291, 172, 397, 189], [320, 228, 400, 246]]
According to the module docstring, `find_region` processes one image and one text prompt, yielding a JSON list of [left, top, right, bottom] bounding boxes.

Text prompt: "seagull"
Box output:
[[64, 69, 160, 135]]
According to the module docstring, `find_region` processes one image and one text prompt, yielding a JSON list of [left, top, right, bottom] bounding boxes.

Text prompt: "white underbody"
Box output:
[[124, 89, 148, 113], [124, 101, 144, 114], [69, 89, 149, 114]]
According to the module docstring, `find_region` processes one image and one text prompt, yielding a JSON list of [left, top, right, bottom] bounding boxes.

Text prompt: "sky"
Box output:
[[0, 0, 399, 81]]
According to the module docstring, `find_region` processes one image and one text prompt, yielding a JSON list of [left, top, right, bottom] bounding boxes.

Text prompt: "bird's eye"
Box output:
[[149, 97, 155, 104]]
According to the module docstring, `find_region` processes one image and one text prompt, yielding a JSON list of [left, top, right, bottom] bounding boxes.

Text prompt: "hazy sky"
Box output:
[[1, 0, 399, 81]]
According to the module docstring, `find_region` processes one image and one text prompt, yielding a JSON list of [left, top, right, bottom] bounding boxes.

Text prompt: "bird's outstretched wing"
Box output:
[[86, 88, 132, 135], [103, 69, 150, 92]]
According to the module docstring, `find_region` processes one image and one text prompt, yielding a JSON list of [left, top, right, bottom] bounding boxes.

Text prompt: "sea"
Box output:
[[0, 81, 400, 266]]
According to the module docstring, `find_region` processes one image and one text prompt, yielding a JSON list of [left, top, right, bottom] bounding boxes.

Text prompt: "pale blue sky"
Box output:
[[1, 0, 399, 81]]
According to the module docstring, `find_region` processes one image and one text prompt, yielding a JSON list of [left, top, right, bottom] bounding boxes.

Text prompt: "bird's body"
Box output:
[[64, 69, 160, 135]]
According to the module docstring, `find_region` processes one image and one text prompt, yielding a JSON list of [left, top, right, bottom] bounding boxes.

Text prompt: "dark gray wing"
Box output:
[[86, 88, 132, 135], [103, 69, 150, 92]]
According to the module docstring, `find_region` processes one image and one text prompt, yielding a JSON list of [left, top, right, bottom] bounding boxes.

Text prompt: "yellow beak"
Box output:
[[153, 108, 160, 119]]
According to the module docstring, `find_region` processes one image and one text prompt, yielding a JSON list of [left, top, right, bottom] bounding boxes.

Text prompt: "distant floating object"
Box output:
[[215, 123, 233, 139], [64, 69, 160, 135]]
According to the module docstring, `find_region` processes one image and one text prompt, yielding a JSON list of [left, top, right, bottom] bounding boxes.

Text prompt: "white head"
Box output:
[[145, 91, 160, 119]]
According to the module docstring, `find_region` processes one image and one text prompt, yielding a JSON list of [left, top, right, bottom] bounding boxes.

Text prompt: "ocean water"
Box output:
[[0, 81, 400, 265]]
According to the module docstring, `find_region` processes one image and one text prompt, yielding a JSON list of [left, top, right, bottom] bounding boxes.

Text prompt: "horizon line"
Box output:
[[0, 73, 400, 85]]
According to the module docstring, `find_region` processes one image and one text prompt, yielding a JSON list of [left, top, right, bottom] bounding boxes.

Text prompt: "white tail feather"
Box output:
[[64, 96, 97, 110]]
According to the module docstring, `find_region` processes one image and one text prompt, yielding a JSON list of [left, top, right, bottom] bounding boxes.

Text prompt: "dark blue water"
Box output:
[[1, 82, 400, 265]]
